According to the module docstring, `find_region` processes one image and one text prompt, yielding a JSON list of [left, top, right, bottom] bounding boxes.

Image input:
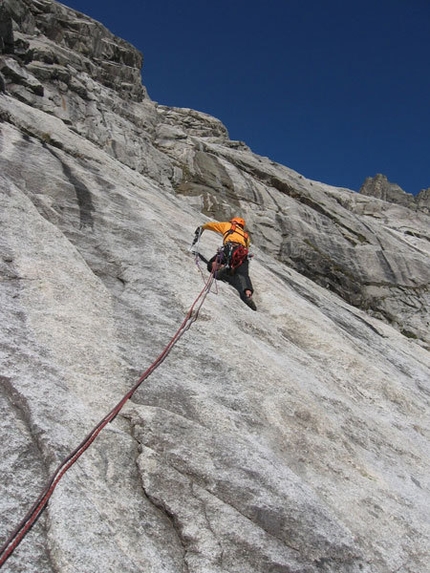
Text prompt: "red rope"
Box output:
[[0, 271, 216, 568]]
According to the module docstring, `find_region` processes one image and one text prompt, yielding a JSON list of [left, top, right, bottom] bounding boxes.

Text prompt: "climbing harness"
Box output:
[[0, 269, 217, 569], [225, 243, 249, 270], [222, 220, 249, 245]]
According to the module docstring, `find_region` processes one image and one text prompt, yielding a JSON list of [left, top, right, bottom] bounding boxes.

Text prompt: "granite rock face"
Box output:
[[158, 117, 430, 345], [1, 2, 430, 573]]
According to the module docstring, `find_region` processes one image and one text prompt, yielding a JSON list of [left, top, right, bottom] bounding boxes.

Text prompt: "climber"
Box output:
[[192, 217, 257, 311]]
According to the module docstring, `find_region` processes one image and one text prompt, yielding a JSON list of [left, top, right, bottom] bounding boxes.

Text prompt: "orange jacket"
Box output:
[[202, 221, 250, 247]]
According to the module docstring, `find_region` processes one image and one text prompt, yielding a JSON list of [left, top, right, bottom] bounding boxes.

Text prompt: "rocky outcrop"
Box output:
[[1, 2, 429, 573], [417, 187, 430, 211], [359, 173, 430, 213], [1, 0, 145, 98]]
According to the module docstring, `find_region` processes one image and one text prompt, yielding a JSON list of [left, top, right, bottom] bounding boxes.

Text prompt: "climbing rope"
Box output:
[[190, 234, 224, 294], [0, 269, 216, 569], [193, 248, 208, 283]]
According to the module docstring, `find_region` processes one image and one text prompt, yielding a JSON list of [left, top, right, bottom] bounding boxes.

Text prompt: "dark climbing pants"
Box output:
[[207, 250, 253, 300]]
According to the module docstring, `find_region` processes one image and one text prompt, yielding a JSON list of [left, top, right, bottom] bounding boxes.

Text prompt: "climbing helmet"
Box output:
[[231, 217, 245, 228]]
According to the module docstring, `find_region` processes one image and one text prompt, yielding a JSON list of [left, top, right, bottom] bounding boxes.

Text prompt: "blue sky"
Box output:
[[60, 0, 429, 195]]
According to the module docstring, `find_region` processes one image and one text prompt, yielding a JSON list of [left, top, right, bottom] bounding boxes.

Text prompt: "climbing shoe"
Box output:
[[243, 295, 257, 311]]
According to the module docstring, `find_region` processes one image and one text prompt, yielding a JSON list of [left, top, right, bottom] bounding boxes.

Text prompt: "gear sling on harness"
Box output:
[[207, 243, 249, 273]]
